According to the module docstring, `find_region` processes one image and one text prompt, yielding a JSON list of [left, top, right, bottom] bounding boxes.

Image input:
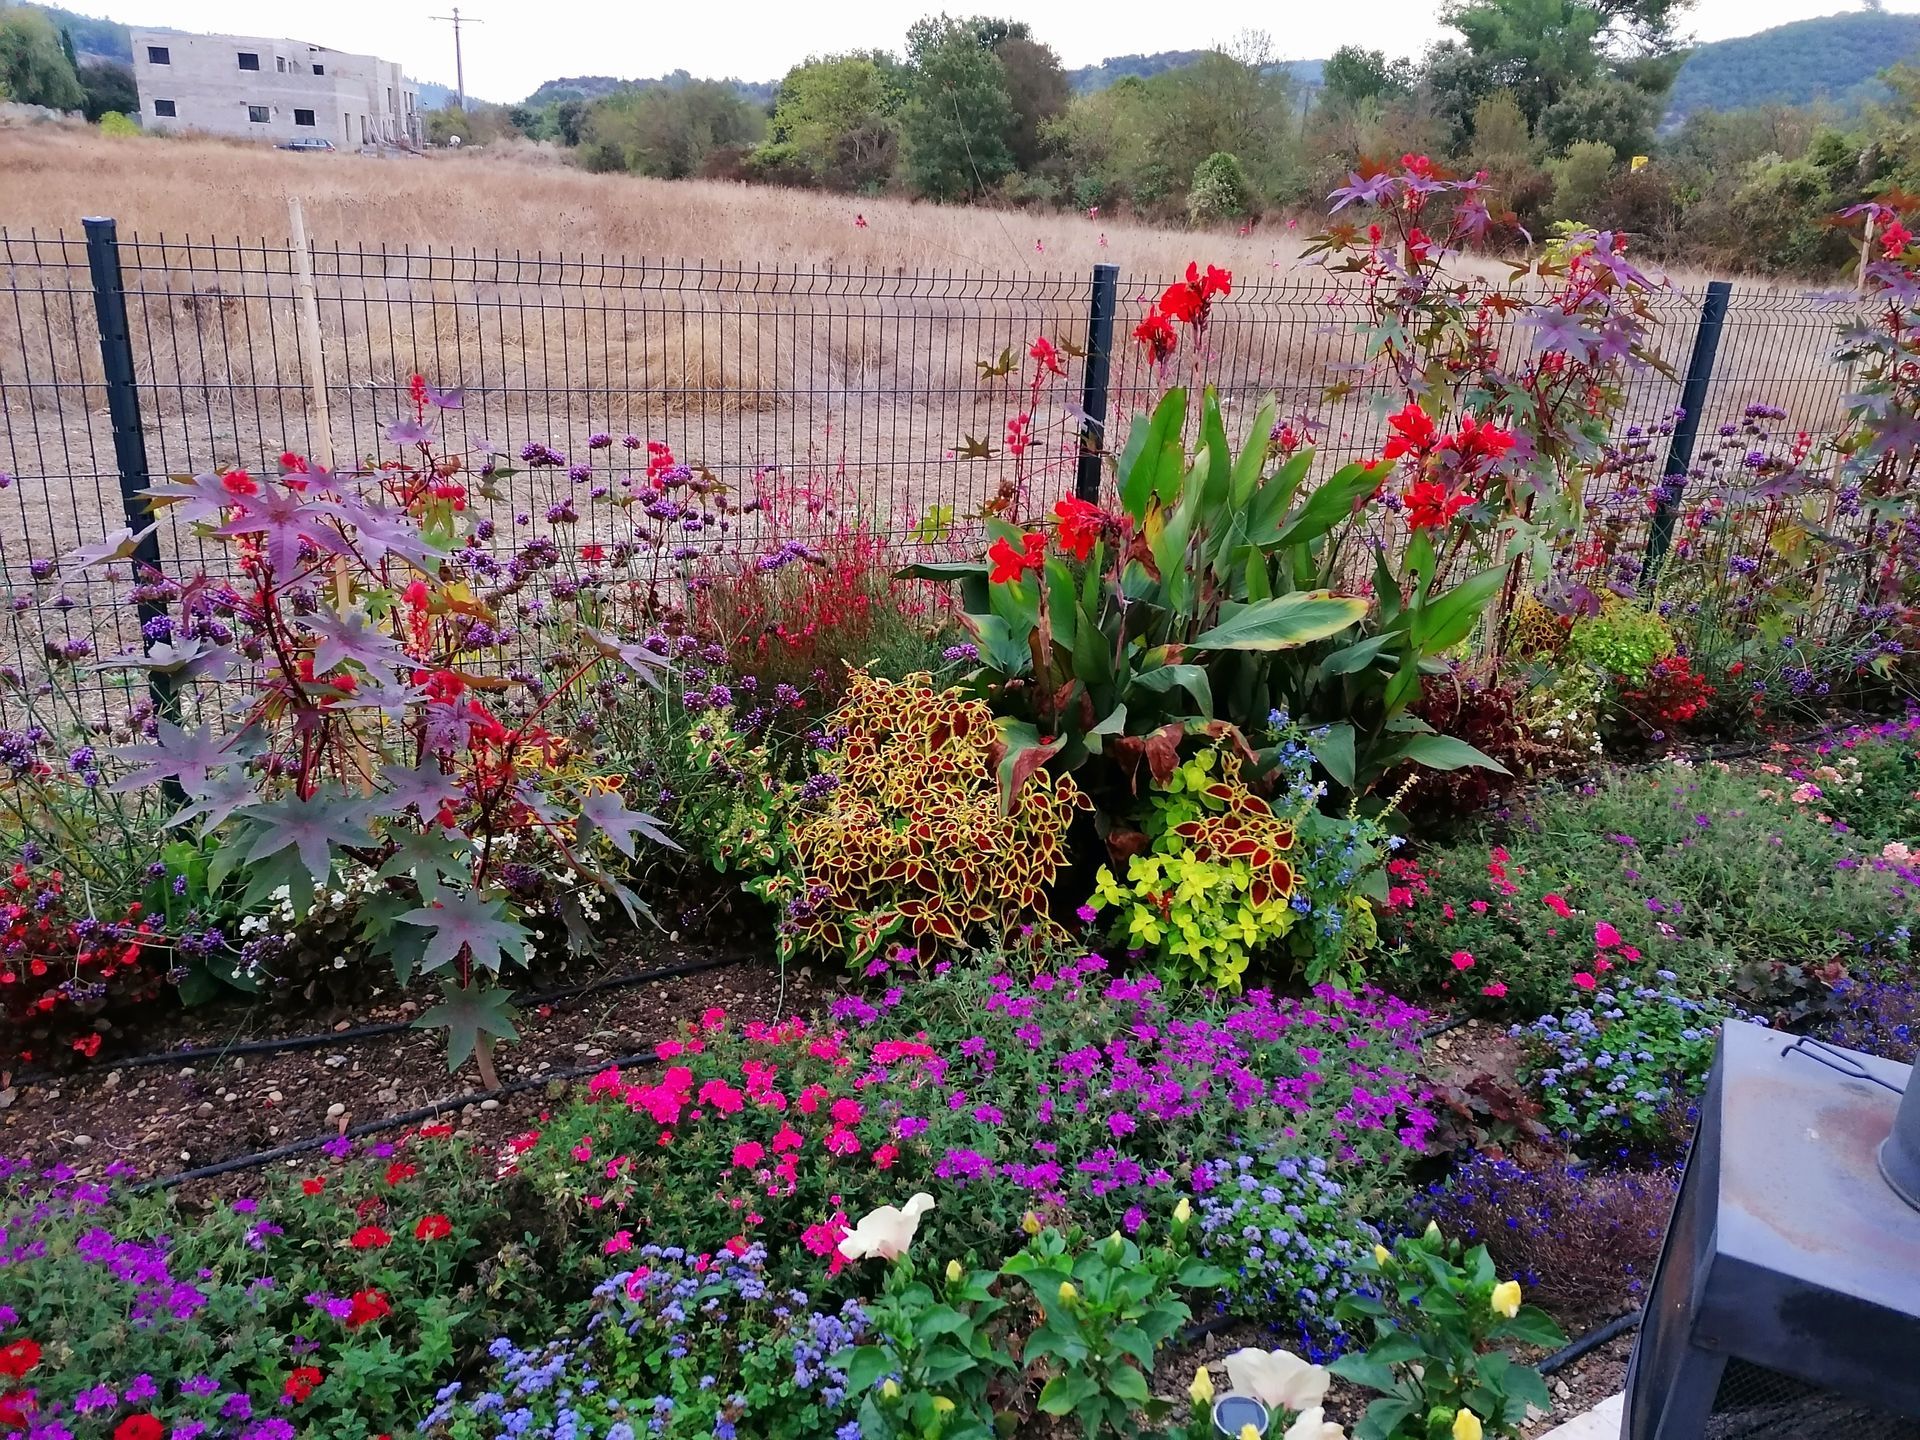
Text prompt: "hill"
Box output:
[[1066, 50, 1322, 92], [1666, 9, 1920, 122], [523, 73, 779, 108]]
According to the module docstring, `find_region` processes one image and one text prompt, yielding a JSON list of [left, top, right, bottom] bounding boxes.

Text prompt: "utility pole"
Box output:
[[428, 7, 483, 109]]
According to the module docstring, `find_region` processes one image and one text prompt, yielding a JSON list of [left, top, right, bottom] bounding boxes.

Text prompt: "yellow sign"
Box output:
[[1631, 155, 1649, 172]]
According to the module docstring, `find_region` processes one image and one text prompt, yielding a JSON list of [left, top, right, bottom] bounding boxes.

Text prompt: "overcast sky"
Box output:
[[115, 0, 1909, 102]]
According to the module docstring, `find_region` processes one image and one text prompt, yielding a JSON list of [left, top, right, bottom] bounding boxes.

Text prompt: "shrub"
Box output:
[[1606, 652, 1715, 748], [752, 671, 1090, 964], [1550, 141, 1616, 221], [1514, 980, 1729, 1157], [1567, 601, 1674, 682], [1420, 1154, 1678, 1326], [1187, 151, 1254, 224], [1381, 757, 1920, 1019], [1191, 1148, 1367, 1356], [523, 960, 1436, 1290]]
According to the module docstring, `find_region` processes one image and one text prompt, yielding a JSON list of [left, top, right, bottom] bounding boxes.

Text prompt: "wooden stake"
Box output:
[[288, 197, 334, 470]]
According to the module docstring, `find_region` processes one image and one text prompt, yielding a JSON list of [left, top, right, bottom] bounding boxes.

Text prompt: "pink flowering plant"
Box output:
[[523, 955, 1435, 1291]]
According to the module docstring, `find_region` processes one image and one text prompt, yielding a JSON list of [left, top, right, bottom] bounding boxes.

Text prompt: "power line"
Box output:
[[427, 7, 484, 110]]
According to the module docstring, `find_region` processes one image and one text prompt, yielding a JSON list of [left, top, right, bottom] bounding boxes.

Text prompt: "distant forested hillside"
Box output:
[[1666, 9, 1920, 121], [523, 73, 779, 108]]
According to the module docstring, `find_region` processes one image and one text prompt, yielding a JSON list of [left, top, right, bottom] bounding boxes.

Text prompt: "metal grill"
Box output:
[[1708, 1358, 1920, 1439]]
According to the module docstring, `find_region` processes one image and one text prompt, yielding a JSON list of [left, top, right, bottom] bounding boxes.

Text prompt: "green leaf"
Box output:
[[1388, 734, 1511, 775], [1329, 1353, 1401, 1394], [1490, 1306, 1568, 1348], [844, 1345, 892, 1394], [1174, 1260, 1231, 1288], [1105, 1365, 1151, 1404], [1131, 663, 1213, 716], [1355, 1397, 1419, 1440], [1247, 449, 1312, 541], [238, 790, 375, 890], [1119, 390, 1188, 516], [1258, 461, 1385, 549], [397, 887, 529, 974], [1229, 397, 1279, 512], [1321, 633, 1397, 677], [1503, 1360, 1554, 1413], [1189, 593, 1368, 651], [1037, 1373, 1099, 1416], [1414, 565, 1505, 653], [1309, 722, 1357, 788], [415, 978, 519, 1074], [1201, 387, 1233, 512], [1107, 1323, 1155, 1370], [994, 719, 1066, 805]]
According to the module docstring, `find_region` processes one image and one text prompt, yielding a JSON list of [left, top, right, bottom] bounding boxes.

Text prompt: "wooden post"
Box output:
[[287, 197, 334, 470]]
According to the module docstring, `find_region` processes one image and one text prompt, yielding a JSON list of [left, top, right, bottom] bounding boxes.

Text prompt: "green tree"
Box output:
[[1439, 0, 1689, 125], [1538, 75, 1656, 156], [0, 7, 85, 110], [992, 33, 1068, 170], [1321, 46, 1414, 107], [1187, 150, 1254, 223], [1472, 89, 1532, 157], [75, 59, 134, 121], [901, 14, 1016, 200], [581, 81, 764, 178], [768, 52, 905, 186], [1420, 39, 1502, 150], [1143, 37, 1299, 200], [1550, 137, 1616, 218]]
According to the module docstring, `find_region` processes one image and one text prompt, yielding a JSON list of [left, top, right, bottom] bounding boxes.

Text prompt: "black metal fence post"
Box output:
[[82, 216, 172, 715], [1641, 279, 1732, 586], [1076, 262, 1119, 502]]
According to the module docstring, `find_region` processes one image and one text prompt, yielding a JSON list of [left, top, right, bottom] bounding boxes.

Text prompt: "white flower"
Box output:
[[1284, 1407, 1346, 1440], [1224, 1348, 1329, 1413], [837, 1193, 936, 1262]]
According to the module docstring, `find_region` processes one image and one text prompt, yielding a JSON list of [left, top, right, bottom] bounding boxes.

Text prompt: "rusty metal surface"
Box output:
[[1717, 1020, 1920, 1320]]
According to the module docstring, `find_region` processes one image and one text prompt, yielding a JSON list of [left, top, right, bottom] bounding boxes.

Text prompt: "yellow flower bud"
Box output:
[[1491, 1279, 1522, 1318], [1022, 1211, 1041, 1235], [881, 1379, 900, 1400], [932, 1397, 955, 1415], [1240, 1426, 1261, 1440], [946, 1259, 964, 1283], [1174, 1196, 1192, 1224], [1424, 1220, 1443, 1243], [1373, 1244, 1394, 1267], [1453, 1408, 1484, 1440], [1058, 1280, 1079, 1304], [1189, 1365, 1214, 1405]]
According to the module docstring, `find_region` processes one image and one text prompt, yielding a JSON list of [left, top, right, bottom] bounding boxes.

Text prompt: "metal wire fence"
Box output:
[[0, 220, 1875, 720]]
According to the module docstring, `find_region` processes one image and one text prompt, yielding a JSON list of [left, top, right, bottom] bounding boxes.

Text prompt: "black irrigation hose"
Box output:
[[1539, 1309, 1642, 1376], [1417, 1013, 1476, 1042], [138, 1044, 670, 1194], [27, 952, 748, 1084]]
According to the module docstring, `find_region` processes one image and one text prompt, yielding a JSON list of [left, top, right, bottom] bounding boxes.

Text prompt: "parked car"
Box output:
[[276, 137, 336, 152]]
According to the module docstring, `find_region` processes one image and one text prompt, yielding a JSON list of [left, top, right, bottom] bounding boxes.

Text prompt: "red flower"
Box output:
[[1402, 153, 1435, 179], [349, 1225, 392, 1250], [1882, 217, 1913, 259], [1028, 334, 1066, 379], [282, 1367, 324, 1403], [385, 1162, 417, 1186], [114, 1415, 163, 1440], [346, 1288, 391, 1328], [1005, 412, 1033, 458], [1133, 308, 1177, 362], [987, 531, 1046, 585], [220, 469, 259, 498], [1160, 261, 1233, 327], [1052, 496, 1104, 562], [579, 544, 605, 564], [1449, 414, 1516, 469], [301, 1176, 327, 1195], [1402, 479, 1471, 530], [1382, 404, 1438, 461], [414, 1214, 452, 1242], [0, 1340, 37, 1379], [418, 1123, 454, 1138], [0, 1389, 33, 1429]]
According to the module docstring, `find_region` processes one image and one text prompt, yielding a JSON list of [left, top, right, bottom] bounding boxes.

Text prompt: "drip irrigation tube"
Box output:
[[25, 952, 748, 1084], [1417, 1013, 1476, 1042], [1539, 1310, 1641, 1376], [139, 1044, 669, 1193]]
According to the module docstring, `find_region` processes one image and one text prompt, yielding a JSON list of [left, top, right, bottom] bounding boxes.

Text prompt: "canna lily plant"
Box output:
[[913, 385, 1512, 805]]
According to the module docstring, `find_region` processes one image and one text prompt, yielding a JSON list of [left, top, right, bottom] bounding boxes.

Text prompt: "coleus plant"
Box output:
[[69, 377, 680, 1080], [914, 384, 1512, 806]]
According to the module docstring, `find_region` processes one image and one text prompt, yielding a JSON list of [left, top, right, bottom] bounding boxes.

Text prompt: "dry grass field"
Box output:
[[0, 121, 1864, 617]]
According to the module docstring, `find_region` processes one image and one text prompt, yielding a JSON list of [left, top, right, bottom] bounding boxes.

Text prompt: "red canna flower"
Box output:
[[282, 1367, 324, 1403], [1403, 479, 1471, 530], [346, 1288, 391, 1328], [114, 1415, 163, 1440], [1028, 334, 1066, 379], [1381, 403, 1438, 461], [1133, 308, 1177, 362], [1052, 497, 1104, 562], [349, 1225, 392, 1250], [413, 1214, 453, 1242], [0, 1339, 38, 1379], [987, 531, 1046, 585]]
